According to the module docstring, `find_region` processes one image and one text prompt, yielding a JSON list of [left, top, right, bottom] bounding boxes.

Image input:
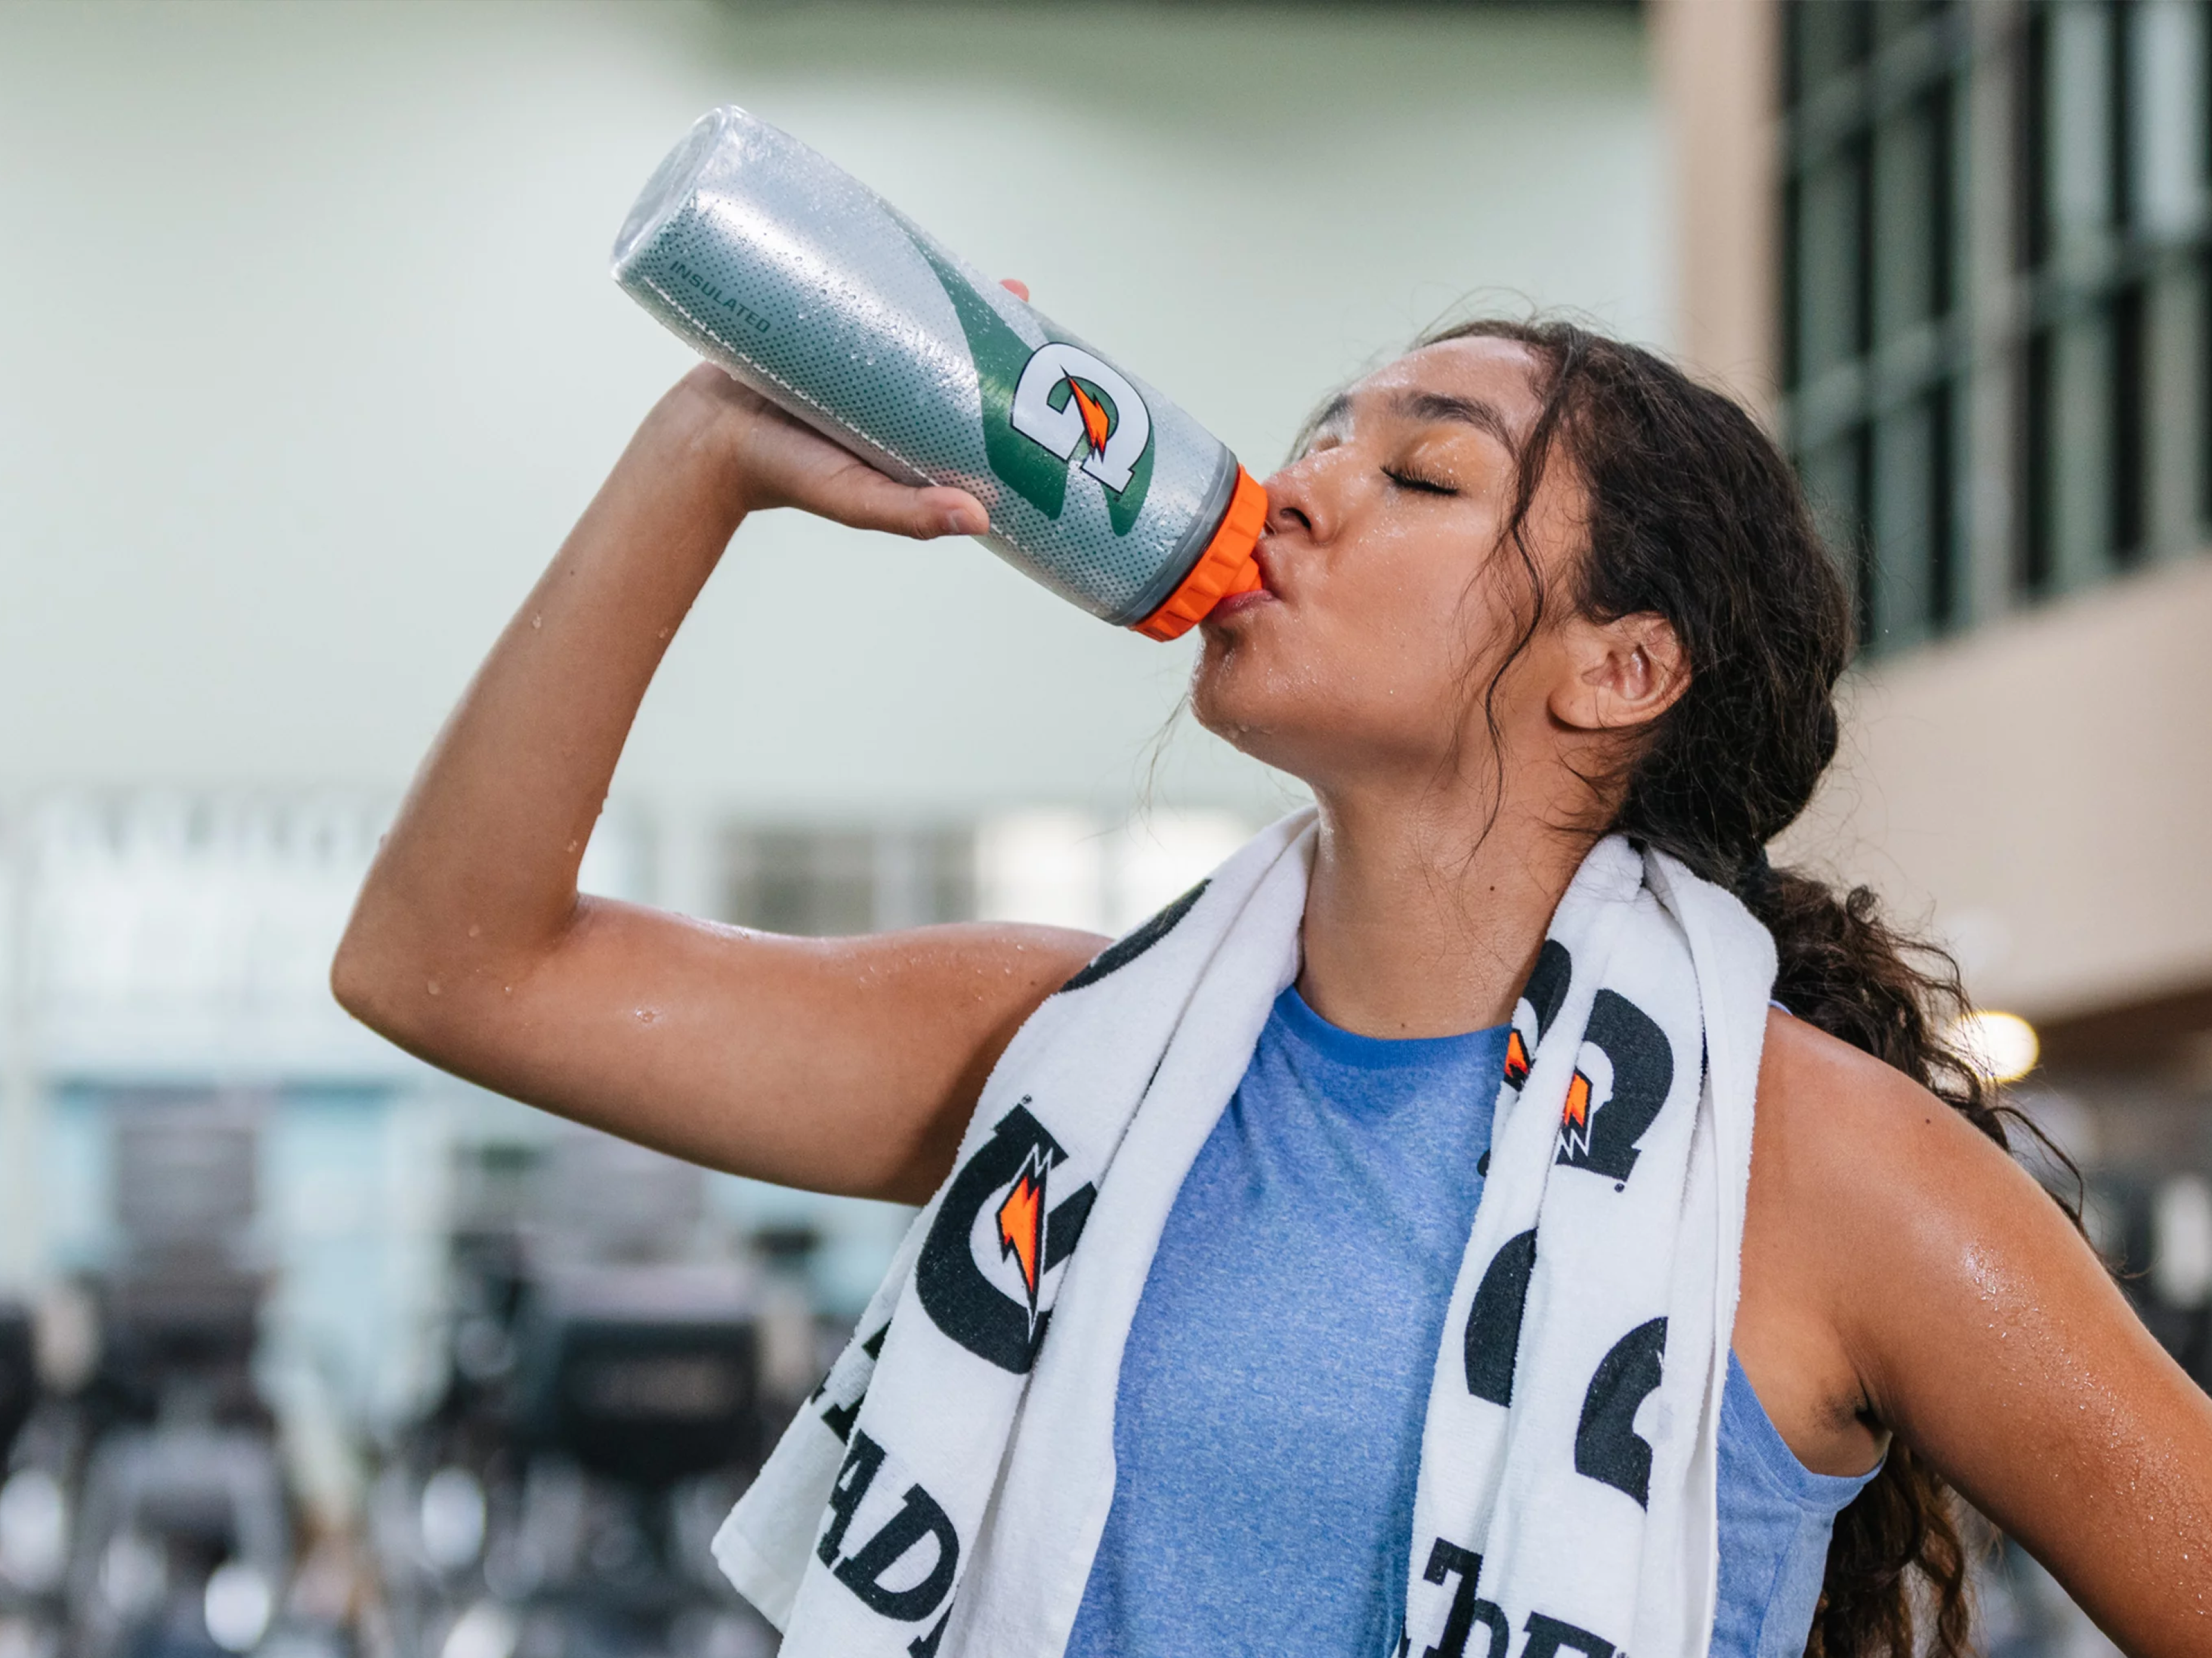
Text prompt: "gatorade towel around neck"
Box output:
[[611, 106, 1265, 640]]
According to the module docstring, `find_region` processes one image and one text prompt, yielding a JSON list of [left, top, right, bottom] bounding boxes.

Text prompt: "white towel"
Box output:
[[713, 809, 1776, 1658]]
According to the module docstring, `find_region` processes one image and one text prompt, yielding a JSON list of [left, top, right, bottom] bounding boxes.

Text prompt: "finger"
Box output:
[[814, 468, 988, 540], [914, 485, 988, 539], [999, 277, 1030, 303]]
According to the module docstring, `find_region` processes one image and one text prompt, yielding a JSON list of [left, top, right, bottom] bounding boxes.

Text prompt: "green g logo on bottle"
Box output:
[[1008, 344, 1151, 494], [906, 229, 1156, 532]]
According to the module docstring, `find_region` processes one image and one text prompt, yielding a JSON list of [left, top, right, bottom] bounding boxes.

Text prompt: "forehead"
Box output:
[[1342, 335, 1550, 438]]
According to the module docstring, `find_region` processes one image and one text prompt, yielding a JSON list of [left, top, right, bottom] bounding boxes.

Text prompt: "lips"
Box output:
[[1206, 587, 1274, 621]]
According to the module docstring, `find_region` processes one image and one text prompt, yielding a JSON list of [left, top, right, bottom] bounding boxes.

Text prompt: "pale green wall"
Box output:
[[0, 0, 1667, 819]]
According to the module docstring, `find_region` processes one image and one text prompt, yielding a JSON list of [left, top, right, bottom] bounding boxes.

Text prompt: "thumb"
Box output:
[[909, 485, 990, 540]]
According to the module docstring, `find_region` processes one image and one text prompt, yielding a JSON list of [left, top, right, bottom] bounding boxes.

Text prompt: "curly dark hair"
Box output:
[[1400, 315, 2077, 1658]]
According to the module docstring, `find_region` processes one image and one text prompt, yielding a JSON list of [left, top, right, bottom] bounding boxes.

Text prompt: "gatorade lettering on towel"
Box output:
[[611, 107, 1266, 639]]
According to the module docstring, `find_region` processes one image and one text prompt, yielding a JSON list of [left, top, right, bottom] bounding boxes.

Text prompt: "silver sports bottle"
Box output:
[[611, 106, 1265, 639]]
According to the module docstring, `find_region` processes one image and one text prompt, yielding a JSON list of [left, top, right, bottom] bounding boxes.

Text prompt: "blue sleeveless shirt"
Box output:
[[1065, 987, 1874, 1658]]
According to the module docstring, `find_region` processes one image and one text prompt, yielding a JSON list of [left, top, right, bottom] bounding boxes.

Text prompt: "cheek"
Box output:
[[1312, 527, 1490, 701]]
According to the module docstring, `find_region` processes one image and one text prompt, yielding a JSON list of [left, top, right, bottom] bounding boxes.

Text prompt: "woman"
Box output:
[[333, 313, 2212, 1657]]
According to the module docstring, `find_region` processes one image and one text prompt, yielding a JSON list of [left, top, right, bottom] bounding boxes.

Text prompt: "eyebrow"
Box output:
[[1388, 389, 1520, 450], [1311, 392, 1354, 432]]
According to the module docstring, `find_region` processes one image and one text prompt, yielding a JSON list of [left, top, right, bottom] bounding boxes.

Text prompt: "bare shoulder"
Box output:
[[1745, 1007, 2075, 1362], [1750, 1007, 2037, 1224], [1735, 1008, 2062, 1473]]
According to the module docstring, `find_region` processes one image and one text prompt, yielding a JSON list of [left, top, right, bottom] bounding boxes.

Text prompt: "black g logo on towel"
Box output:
[[1554, 991, 1673, 1186], [917, 1102, 1096, 1373]]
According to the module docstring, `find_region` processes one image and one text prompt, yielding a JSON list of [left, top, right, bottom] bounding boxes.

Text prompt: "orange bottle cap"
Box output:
[[1131, 467, 1268, 642]]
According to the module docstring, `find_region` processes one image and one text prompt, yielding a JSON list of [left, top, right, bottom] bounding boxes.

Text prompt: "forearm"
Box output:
[[335, 386, 745, 1028]]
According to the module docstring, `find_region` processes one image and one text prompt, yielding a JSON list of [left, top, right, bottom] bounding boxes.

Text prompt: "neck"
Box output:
[[1296, 772, 1594, 1040]]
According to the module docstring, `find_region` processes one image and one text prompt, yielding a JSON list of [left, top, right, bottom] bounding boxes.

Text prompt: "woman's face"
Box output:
[[1192, 335, 1582, 793]]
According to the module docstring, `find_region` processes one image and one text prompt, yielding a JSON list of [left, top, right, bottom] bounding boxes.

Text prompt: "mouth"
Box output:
[[1206, 586, 1274, 623], [1198, 542, 1279, 628], [1204, 542, 1281, 626]]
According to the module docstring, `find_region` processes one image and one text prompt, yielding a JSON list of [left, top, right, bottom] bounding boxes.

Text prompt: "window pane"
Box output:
[[2129, 0, 2208, 236], [1873, 91, 1953, 342], [1795, 142, 1870, 382], [2020, 328, 2056, 595], [1873, 0, 1950, 52], [2047, 2, 2117, 255], [2200, 253, 2212, 530], [1871, 405, 1932, 650], [2112, 283, 2150, 564], [1791, 0, 1871, 104], [2016, 5, 2052, 271], [1871, 394, 1955, 650], [1800, 429, 1873, 648], [2052, 311, 2116, 592]]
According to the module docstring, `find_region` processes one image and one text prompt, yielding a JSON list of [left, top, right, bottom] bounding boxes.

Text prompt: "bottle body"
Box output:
[[611, 107, 1262, 636]]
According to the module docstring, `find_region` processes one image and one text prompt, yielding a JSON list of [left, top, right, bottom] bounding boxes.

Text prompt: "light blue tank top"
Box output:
[[1065, 986, 1874, 1658]]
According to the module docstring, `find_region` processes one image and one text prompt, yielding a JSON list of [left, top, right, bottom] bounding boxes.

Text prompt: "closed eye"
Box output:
[[1383, 466, 1459, 497]]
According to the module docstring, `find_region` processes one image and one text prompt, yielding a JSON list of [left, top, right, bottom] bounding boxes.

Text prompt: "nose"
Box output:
[[1259, 448, 1340, 546]]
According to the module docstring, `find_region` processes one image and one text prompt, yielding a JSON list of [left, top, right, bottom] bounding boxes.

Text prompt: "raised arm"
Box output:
[[331, 363, 1106, 1203]]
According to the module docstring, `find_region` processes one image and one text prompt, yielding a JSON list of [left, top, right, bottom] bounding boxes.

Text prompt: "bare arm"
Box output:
[[1749, 1017, 2212, 1657], [332, 363, 1105, 1203]]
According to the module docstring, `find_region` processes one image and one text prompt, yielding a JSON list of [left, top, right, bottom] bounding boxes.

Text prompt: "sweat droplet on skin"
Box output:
[[635, 1007, 660, 1026], [426, 981, 441, 997], [532, 614, 542, 630]]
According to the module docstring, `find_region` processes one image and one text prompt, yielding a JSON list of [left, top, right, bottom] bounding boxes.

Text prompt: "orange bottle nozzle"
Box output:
[[1131, 468, 1268, 642]]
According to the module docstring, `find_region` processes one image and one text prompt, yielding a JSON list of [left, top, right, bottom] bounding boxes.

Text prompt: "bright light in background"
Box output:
[[1947, 1009, 2041, 1084], [439, 1598, 518, 1658], [1108, 811, 1249, 933], [976, 811, 1107, 933], [976, 809, 1250, 937], [203, 1560, 274, 1653], [2153, 1174, 2212, 1309], [418, 1467, 487, 1573], [0, 1468, 67, 1592]]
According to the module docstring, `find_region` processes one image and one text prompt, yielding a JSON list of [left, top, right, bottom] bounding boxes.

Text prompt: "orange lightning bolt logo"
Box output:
[[996, 1147, 1051, 1324], [1503, 1028, 1532, 1089], [1064, 376, 1112, 459], [1560, 1071, 1595, 1156]]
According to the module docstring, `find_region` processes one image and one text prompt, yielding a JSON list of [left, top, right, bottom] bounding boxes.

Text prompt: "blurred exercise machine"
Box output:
[[373, 1130, 796, 1658]]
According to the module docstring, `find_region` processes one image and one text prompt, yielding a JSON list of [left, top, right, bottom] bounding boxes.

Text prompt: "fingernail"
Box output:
[[943, 508, 979, 537]]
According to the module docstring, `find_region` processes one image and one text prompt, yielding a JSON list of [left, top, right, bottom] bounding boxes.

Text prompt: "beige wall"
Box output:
[[1649, 0, 1780, 415], [1781, 558, 2212, 1048]]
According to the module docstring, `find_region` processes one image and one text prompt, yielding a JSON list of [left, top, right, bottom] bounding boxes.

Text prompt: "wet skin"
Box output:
[[335, 318, 2212, 1654]]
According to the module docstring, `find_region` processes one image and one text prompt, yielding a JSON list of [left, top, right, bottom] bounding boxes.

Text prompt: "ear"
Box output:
[[1546, 611, 1689, 732]]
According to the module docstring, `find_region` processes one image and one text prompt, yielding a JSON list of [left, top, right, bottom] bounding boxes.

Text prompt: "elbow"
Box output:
[[330, 901, 545, 1062], [329, 923, 403, 1040], [329, 907, 449, 1052]]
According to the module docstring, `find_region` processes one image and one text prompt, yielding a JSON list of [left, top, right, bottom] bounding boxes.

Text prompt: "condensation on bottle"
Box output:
[[611, 107, 1265, 639]]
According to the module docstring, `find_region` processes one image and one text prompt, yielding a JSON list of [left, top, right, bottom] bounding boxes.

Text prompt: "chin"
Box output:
[[1190, 640, 1335, 780], [1191, 646, 1281, 764], [1193, 634, 1468, 789]]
